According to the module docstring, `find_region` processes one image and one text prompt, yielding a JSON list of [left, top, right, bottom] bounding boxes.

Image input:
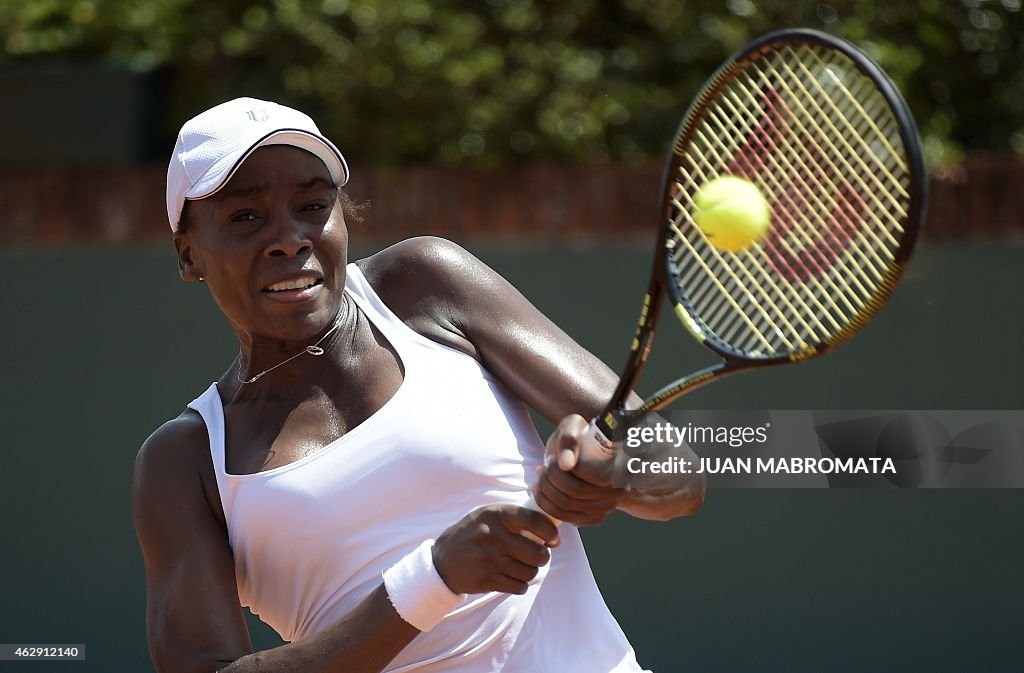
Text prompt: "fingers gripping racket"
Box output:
[[527, 29, 926, 523]]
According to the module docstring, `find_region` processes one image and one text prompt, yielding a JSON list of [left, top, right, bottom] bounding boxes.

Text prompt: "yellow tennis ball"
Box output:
[[692, 176, 771, 252]]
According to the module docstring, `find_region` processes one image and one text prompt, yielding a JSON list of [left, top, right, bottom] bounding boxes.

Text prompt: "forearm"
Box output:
[[618, 479, 706, 521], [218, 584, 418, 673]]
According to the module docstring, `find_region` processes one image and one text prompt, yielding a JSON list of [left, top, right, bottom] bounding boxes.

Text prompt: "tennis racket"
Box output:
[[527, 28, 926, 519]]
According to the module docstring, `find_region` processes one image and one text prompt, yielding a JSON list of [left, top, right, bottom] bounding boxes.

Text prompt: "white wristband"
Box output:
[[382, 539, 466, 632]]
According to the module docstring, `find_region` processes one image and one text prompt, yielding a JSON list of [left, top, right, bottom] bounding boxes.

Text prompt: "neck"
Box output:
[[232, 295, 359, 396]]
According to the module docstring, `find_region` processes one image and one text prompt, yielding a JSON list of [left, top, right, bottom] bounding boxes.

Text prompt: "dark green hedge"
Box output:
[[3, 0, 1020, 167]]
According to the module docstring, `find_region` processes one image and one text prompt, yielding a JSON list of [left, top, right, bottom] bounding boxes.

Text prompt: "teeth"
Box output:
[[267, 277, 318, 292]]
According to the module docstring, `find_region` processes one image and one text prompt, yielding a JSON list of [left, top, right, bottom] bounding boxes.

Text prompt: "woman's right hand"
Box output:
[[431, 504, 560, 596]]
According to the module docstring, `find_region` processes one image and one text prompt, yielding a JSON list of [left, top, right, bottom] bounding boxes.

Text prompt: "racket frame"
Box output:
[[597, 28, 927, 440]]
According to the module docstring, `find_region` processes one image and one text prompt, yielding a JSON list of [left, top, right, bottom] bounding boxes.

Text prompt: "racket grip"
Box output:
[[521, 418, 614, 543]]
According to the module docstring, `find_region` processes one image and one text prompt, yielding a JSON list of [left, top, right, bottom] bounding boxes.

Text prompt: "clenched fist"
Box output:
[[432, 504, 560, 596], [533, 414, 624, 526]]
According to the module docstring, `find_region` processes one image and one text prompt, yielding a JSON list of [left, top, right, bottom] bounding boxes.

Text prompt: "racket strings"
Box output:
[[704, 97, 877, 314], [790, 47, 909, 194], [667, 216, 780, 352], [671, 171, 829, 350], [668, 41, 913, 358], [745, 56, 905, 277], [754, 51, 910, 297], [675, 228, 794, 349], [685, 107, 868, 347], [764, 51, 908, 242], [719, 101, 886, 308], [693, 88, 872, 333], [770, 48, 907, 193], [677, 130, 845, 347]]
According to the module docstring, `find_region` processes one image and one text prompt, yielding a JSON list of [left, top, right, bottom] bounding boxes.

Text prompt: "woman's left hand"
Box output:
[[533, 415, 624, 526]]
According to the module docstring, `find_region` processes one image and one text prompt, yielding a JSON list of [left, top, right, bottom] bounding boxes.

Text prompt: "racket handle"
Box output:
[[521, 418, 615, 543]]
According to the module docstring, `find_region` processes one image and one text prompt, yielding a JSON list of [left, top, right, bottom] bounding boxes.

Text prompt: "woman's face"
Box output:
[[174, 145, 348, 344]]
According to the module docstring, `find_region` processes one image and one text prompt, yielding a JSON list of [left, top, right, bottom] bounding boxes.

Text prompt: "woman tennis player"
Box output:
[[133, 97, 705, 673]]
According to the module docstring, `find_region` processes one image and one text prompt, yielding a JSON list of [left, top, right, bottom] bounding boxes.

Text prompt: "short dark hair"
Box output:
[[175, 188, 367, 234]]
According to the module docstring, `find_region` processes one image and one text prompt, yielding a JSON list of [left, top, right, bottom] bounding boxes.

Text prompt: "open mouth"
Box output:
[[263, 276, 324, 293]]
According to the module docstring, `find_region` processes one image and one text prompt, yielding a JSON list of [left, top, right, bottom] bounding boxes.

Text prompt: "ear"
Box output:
[[173, 232, 205, 283]]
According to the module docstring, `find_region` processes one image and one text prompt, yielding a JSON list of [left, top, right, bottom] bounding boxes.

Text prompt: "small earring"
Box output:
[[198, 276, 205, 282]]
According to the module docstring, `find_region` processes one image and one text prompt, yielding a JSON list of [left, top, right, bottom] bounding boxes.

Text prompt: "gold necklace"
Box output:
[[237, 317, 343, 384]]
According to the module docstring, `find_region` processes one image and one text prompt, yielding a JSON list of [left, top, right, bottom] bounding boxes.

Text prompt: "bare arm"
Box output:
[[360, 237, 705, 522]]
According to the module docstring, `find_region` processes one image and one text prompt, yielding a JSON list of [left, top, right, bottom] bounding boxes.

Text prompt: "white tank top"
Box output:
[[188, 263, 648, 672]]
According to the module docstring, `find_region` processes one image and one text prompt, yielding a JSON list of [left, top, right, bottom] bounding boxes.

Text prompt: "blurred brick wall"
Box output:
[[1, 157, 1021, 245]]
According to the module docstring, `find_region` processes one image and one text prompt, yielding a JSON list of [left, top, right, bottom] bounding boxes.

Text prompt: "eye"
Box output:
[[230, 211, 260, 223], [301, 201, 328, 212]]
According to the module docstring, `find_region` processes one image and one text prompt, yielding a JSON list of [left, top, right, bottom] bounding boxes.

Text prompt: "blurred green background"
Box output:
[[1, 2, 1023, 672], [4, 0, 1024, 166]]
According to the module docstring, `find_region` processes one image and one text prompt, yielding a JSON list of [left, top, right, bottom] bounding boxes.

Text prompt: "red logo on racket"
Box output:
[[727, 88, 865, 282]]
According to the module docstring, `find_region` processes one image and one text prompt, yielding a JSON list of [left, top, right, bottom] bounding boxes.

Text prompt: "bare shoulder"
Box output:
[[355, 236, 494, 357], [355, 236, 483, 302], [133, 409, 223, 527], [135, 410, 209, 481]]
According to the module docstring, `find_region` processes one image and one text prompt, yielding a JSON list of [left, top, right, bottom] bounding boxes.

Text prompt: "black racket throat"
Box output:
[[596, 257, 670, 439]]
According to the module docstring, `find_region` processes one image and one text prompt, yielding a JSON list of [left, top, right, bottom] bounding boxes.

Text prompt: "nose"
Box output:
[[264, 211, 314, 258]]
